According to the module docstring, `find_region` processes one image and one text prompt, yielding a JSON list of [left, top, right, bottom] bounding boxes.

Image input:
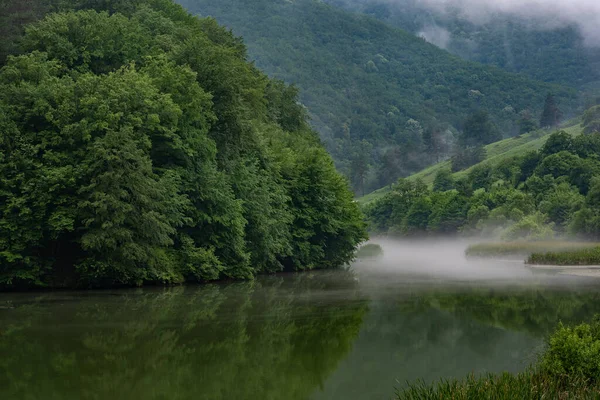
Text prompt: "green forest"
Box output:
[[364, 123, 600, 240], [0, 0, 367, 288], [176, 0, 579, 194]]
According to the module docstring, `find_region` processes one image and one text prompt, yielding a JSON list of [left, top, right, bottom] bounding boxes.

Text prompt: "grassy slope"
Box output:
[[358, 121, 583, 205]]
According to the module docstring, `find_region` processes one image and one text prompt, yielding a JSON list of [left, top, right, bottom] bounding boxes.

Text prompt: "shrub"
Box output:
[[355, 243, 384, 259], [541, 317, 600, 383]]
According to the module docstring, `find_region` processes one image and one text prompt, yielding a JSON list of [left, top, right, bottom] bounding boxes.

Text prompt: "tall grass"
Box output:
[[528, 247, 600, 265], [398, 372, 598, 400], [466, 241, 598, 258]]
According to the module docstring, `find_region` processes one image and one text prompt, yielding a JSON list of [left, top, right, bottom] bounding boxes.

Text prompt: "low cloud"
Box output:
[[416, 0, 600, 46], [418, 25, 451, 49]]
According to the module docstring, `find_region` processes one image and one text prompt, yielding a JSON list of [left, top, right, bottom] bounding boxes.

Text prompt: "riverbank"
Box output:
[[397, 317, 600, 399]]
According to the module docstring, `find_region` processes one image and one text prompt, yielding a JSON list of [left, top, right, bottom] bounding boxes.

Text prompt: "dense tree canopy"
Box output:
[[0, 0, 367, 288]]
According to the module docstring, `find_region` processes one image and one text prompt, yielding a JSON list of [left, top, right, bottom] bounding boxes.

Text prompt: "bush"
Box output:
[[501, 212, 555, 241], [541, 316, 600, 383], [355, 243, 384, 259]]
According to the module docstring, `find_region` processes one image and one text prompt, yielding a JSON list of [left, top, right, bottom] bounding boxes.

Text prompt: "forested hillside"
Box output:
[[327, 0, 600, 89], [177, 0, 577, 194], [359, 122, 583, 204], [364, 118, 600, 239], [0, 0, 367, 288]]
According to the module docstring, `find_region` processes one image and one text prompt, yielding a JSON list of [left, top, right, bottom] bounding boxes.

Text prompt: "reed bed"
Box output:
[[466, 241, 598, 258]]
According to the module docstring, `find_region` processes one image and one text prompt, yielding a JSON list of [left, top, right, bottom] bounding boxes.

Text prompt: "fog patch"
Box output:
[[418, 24, 451, 49], [389, 0, 600, 47], [352, 238, 596, 288]]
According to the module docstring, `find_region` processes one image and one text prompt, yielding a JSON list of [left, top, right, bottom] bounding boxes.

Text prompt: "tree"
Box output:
[[535, 151, 581, 179], [403, 196, 432, 234], [540, 131, 573, 157], [423, 123, 450, 163], [378, 146, 402, 188], [518, 109, 538, 134], [582, 105, 600, 134], [451, 146, 487, 172], [0, 4, 367, 288], [350, 140, 372, 196], [433, 169, 455, 192], [461, 111, 500, 147], [540, 94, 562, 128]]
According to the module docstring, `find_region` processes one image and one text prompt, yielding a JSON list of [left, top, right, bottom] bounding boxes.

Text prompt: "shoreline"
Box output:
[[526, 264, 600, 278]]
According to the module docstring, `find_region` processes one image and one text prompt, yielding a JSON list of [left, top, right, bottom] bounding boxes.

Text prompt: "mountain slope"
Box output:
[[359, 122, 584, 205], [177, 0, 578, 192], [327, 0, 600, 89]]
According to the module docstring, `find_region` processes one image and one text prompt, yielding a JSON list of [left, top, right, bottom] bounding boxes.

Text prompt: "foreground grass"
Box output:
[[466, 241, 599, 258], [528, 247, 600, 265], [398, 372, 600, 400]]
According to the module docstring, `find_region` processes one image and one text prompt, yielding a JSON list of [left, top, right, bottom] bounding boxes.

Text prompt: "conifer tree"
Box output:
[[540, 94, 562, 128]]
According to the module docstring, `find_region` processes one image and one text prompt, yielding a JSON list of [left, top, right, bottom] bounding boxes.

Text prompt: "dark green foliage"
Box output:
[[541, 317, 600, 381], [461, 111, 500, 147], [539, 94, 562, 128], [573, 133, 600, 158], [582, 105, 600, 134], [451, 146, 487, 172], [519, 151, 542, 182], [468, 164, 494, 191], [0, 1, 367, 288], [540, 130, 573, 156], [535, 151, 581, 179], [432, 169, 454, 192], [428, 191, 467, 233], [518, 110, 538, 135], [403, 196, 432, 234], [175, 0, 576, 193]]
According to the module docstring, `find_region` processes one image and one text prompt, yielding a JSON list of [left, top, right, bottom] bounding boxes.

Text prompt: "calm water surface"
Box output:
[[2, 240, 600, 400]]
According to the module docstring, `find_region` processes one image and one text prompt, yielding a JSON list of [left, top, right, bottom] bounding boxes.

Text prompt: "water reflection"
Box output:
[[0, 272, 367, 400], [2, 266, 600, 400]]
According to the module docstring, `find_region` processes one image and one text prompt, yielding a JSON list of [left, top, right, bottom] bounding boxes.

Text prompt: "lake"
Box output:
[[2, 240, 600, 400]]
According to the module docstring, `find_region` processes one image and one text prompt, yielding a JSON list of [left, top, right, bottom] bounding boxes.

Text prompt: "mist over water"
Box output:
[[353, 238, 593, 288]]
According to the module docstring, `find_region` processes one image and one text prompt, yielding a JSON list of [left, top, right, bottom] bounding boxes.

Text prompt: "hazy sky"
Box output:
[[392, 0, 600, 46]]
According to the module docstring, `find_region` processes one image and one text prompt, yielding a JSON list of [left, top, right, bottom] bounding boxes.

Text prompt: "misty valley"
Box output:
[[3, 0, 600, 398]]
